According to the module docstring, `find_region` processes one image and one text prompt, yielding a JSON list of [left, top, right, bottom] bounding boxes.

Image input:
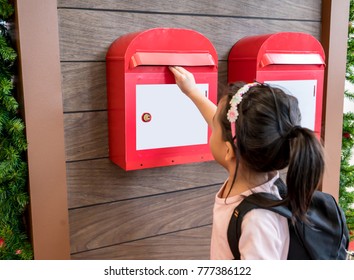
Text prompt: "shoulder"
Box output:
[[239, 208, 289, 259], [243, 208, 286, 232]]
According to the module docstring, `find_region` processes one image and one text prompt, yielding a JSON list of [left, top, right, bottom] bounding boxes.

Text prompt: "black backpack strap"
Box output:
[[227, 196, 261, 259], [227, 178, 291, 259], [274, 177, 287, 198]]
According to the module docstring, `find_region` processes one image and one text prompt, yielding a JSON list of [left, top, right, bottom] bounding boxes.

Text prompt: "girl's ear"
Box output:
[[225, 141, 236, 162]]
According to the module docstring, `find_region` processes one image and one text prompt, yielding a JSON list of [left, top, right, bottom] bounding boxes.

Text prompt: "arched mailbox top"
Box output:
[[106, 28, 218, 70], [228, 32, 325, 70]]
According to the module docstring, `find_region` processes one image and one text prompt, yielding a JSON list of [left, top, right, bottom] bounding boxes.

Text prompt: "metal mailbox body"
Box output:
[[106, 28, 218, 170], [228, 32, 325, 138]]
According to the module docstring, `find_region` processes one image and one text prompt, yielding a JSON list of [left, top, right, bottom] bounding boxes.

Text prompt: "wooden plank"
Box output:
[[61, 61, 227, 113], [58, 9, 321, 61], [69, 185, 218, 253], [61, 62, 107, 112], [66, 158, 226, 208], [71, 225, 211, 260], [218, 61, 228, 99], [57, 0, 322, 21], [64, 111, 108, 161]]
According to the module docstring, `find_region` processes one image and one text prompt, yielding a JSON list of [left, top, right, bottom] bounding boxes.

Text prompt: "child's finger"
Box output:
[[169, 66, 179, 75], [173, 66, 189, 75], [169, 66, 187, 75], [169, 66, 188, 82], [168, 66, 182, 79]]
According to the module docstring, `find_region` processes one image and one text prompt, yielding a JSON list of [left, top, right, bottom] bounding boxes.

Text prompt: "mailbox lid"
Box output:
[[260, 52, 324, 67], [130, 52, 215, 68], [106, 28, 218, 70], [228, 32, 325, 69]]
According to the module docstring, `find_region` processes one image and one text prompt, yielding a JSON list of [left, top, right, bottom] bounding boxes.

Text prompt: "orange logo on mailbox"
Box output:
[[142, 112, 152, 122]]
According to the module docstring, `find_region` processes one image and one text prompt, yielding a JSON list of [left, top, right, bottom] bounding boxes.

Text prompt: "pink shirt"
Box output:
[[210, 172, 290, 260]]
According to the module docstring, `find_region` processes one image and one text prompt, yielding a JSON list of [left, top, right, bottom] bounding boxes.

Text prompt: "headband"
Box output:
[[227, 82, 259, 138]]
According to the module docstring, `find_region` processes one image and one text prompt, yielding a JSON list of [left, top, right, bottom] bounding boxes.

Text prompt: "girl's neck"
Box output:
[[222, 164, 271, 198]]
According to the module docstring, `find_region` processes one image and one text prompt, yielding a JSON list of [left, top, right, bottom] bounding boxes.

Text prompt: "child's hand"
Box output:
[[169, 66, 216, 126], [169, 66, 198, 96]]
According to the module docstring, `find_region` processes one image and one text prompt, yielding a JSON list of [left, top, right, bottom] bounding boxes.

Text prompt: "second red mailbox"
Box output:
[[106, 28, 218, 171], [228, 32, 325, 138]]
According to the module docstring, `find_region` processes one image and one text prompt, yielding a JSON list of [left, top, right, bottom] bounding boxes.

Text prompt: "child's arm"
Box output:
[[169, 66, 216, 127]]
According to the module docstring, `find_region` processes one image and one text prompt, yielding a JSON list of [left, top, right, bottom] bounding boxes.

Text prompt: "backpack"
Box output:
[[227, 178, 350, 259]]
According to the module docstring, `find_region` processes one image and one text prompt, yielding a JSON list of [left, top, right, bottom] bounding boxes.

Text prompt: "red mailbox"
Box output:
[[228, 32, 325, 138], [106, 28, 218, 170]]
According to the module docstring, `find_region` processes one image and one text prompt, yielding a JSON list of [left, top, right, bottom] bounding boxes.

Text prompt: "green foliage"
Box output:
[[0, 1, 33, 259], [341, 0, 354, 241], [347, 0, 354, 84], [0, 0, 13, 20], [340, 111, 354, 237]]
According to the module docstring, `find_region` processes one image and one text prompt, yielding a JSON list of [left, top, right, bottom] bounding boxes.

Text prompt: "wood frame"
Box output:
[[14, 0, 349, 259], [321, 0, 350, 199], [15, 0, 70, 259]]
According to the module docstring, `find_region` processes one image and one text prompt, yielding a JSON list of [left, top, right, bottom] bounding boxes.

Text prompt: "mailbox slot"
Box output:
[[130, 52, 215, 68], [260, 53, 324, 67]]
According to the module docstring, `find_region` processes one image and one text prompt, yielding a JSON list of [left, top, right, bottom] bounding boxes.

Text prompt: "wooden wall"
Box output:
[[57, 0, 322, 259]]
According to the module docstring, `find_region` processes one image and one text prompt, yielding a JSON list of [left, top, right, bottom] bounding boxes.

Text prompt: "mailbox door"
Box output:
[[265, 79, 317, 131], [136, 83, 209, 151], [257, 68, 324, 136], [124, 69, 217, 170]]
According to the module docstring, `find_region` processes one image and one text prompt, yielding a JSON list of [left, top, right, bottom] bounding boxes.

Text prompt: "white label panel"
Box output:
[[136, 84, 209, 150], [265, 80, 317, 131]]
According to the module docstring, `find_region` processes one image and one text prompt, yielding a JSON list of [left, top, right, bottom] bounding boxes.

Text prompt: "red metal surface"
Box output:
[[228, 32, 325, 139], [106, 28, 218, 170]]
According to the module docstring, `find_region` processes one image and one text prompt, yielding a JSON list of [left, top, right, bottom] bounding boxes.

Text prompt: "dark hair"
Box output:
[[219, 82, 325, 221]]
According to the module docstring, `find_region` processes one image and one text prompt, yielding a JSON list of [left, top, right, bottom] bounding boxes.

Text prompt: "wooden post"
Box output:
[[320, 0, 350, 200], [15, 0, 70, 259]]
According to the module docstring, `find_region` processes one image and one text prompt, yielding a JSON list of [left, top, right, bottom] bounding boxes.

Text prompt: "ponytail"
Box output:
[[286, 127, 324, 221]]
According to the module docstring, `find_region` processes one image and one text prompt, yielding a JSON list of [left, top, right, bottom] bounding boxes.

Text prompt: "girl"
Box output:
[[169, 66, 325, 260]]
